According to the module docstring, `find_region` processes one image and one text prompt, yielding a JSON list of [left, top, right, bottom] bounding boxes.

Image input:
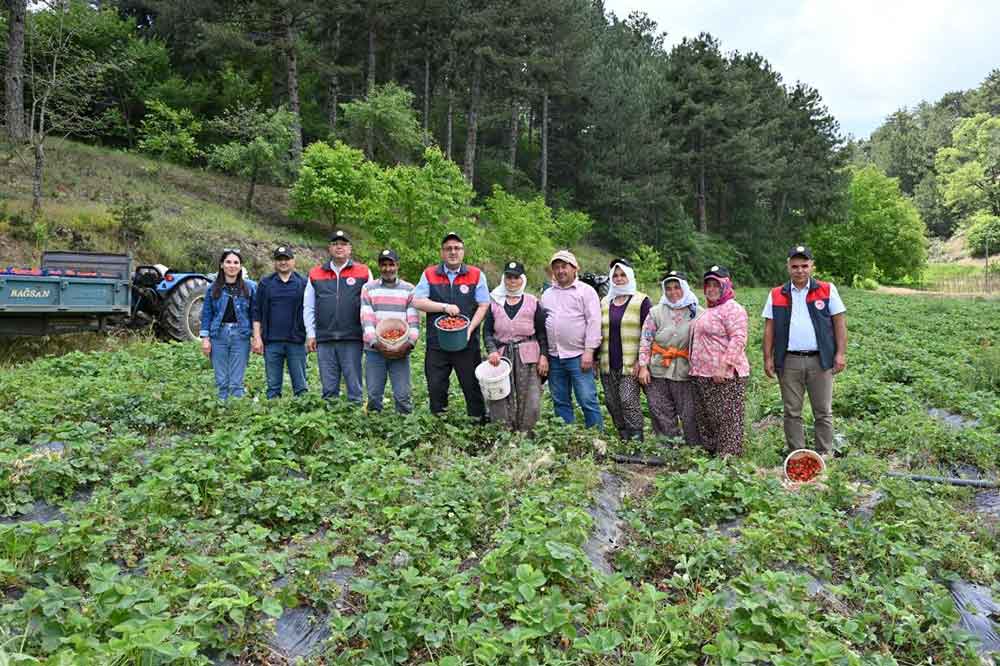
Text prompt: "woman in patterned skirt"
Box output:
[[483, 262, 549, 432], [599, 259, 651, 441], [637, 270, 703, 446], [688, 266, 750, 456]]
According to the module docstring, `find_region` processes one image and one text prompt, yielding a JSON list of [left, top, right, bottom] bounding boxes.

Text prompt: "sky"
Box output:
[[602, 0, 1000, 139]]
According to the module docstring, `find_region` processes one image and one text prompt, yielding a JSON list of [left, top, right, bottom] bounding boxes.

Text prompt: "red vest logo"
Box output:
[[814, 300, 825, 310], [346, 277, 356, 286], [459, 284, 470, 294]]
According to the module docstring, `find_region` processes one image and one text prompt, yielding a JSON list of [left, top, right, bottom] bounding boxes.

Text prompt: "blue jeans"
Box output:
[[317, 341, 363, 403], [547, 354, 604, 428], [210, 324, 250, 400], [365, 350, 412, 414], [264, 342, 308, 399]]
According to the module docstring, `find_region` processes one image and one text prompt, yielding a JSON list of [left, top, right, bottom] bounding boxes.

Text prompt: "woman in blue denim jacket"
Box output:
[[199, 250, 257, 399]]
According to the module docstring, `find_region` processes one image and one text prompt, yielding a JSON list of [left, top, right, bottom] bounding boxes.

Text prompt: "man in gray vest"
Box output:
[[762, 245, 847, 454]]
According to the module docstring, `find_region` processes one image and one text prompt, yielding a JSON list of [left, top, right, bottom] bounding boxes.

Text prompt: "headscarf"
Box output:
[[491, 273, 527, 304], [660, 275, 699, 318], [704, 275, 735, 308], [606, 261, 637, 301]]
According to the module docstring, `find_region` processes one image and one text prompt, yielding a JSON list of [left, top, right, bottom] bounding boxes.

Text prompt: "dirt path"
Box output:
[[877, 286, 999, 299]]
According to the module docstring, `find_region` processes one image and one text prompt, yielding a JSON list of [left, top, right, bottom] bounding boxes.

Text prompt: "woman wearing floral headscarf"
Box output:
[[688, 265, 750, 456], [482, 261, 549, 432], [637, 270, 703, 446], [599, 259, 651, 440]]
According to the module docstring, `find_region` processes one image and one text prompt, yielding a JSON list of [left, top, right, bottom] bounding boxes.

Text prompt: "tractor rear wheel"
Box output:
[[161, 277, 209, 341]]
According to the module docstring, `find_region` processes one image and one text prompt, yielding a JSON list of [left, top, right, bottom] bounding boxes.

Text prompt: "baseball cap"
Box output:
[[788, 245, 813, 260], [441, 231, 463, 245], [378, 248, 399, 263], [662, 269, 687, 282], [549, 250, 579, 268], [703, 265, 731, 280], [502, 261, 525, 277], [329, 230, 351, 243], [273, 245, 294, 259]]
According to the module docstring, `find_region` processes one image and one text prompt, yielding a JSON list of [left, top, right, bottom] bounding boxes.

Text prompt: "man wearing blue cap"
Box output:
[[762, 245, 847, 454]]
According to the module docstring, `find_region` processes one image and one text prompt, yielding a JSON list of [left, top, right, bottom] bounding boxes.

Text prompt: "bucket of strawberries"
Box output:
[[783, 449, 826, 483], [434, 314, 471, 351]]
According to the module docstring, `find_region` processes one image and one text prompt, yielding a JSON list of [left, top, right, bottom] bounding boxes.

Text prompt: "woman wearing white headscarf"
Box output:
[[599, 259, 651, 440], [482, 261, 549, 432], [637, 270, 703, 445]]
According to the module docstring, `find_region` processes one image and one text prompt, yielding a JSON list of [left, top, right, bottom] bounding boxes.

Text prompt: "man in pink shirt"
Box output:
[[540, 250, 604, 428]]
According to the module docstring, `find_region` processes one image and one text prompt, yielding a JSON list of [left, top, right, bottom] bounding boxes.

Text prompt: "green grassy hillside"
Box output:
[[0, 139, 330, 275], [0, 140, 613, 284]]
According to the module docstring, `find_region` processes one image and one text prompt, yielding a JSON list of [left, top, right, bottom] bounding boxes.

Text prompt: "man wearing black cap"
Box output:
[[252, 246, 309, 398], [304, 230, 373, 403], [412, 231, 491, 420], [762, 245, 847, 454], [360, 249, 419, 414]]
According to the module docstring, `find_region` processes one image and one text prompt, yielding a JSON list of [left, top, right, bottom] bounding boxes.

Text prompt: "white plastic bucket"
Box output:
[[783, 448, 826, 483], [475, 358, 512, 401]]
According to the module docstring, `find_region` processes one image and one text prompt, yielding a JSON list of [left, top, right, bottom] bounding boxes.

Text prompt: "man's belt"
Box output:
[[786, 350, 818, 356]]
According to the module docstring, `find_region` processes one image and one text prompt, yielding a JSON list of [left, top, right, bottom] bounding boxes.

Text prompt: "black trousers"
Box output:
[[425, 345, 486, 419]]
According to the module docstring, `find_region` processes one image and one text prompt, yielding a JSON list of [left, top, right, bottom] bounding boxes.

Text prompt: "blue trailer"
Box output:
[[0, 251, 212, 341]]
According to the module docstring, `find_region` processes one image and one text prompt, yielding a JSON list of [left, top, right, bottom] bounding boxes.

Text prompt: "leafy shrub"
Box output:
[[628, 243, 664, 289], [851, 274, 879, 290], [809, 166, 928, 282], [289, 140, 387, 229], [207, 104, 297, 211], [962, 344, 1000, 392], [552, 208, 593, 247], [965, 211, 1000, 257], [111, 194, 153, 250], [481, 187, 555, 275], [138, 99, 203, 164], [339, 81, 424, 163]]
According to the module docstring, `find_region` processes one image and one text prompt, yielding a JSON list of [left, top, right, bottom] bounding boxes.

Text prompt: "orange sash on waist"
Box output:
[[651, 342, 689, 367]]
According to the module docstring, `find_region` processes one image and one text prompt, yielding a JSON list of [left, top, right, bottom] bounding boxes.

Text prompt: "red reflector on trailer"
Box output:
[[165, 274, 174, 282]]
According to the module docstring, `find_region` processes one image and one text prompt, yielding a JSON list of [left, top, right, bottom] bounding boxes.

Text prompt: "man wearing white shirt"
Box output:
[[762, 246, 847, 454]]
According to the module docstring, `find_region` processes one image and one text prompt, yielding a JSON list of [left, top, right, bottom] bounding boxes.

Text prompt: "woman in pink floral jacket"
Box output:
[[688, 266, 750, 456]]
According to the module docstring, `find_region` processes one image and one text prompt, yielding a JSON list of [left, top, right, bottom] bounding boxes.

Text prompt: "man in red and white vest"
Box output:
[[762, 245, 847, 454], [412, 232, 491, 421], [303, 230, 372, 403]]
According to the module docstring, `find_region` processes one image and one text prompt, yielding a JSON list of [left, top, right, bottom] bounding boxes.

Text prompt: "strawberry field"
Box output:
[[1, 289, 998, 665]]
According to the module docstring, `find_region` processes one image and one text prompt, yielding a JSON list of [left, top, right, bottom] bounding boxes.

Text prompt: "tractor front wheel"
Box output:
[[161, 278, 209, 342]]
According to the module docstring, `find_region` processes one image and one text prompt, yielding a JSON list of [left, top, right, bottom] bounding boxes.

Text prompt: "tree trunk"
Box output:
[[366, 21, 376, 159], [697, 165, 707, 233], [4, 0, 27, 142], [507, 101, 518, 190], [32, 139, 44, 219], [422, 53, 431, 141], [463, 54, 482, 184], [245, 163, 259, 213], [327, 21, 342, 135], [445, 88, 453, 161], [540, 90, 549, 199], [284, 12, 302, 164], [775, 191, 787, 225]]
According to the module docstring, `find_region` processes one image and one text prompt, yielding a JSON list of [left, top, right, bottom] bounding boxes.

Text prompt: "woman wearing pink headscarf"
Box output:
[[688, 265, 750, 456]]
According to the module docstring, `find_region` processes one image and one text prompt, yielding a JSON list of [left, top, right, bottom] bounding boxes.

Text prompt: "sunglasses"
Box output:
[[223, 247, 242, 255]]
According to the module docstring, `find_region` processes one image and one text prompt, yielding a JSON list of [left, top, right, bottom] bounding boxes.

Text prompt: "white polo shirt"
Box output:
[[762, 282, 845, 351]]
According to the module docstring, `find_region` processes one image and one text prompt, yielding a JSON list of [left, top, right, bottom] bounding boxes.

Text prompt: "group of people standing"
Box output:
[[199, 234, 847, 457]]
